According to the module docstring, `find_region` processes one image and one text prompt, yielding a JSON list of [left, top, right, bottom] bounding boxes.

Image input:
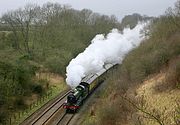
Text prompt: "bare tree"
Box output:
[[1, 13, 21, 51], [121, 95, 166, 125], [1, 4, 38, 55], [165, 0, 180, 28]]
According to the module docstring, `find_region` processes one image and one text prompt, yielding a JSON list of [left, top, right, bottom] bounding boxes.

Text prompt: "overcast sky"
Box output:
[[0, 0, 177, 21]]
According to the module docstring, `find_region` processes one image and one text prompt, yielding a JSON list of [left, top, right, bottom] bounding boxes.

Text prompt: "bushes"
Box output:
[[98, 97, 132, 125], [0, 58, 40, 122], [0, 59, 37, 94], [81, 2, 180, 124], [14, 97, 27, 110], [0, 110, 8, 123], [165, 57, 180, 89], [44, 55, 68, 76], [98, 103, 120, 125], [120, 26, 180, 83], [31, 84, 44, 95]]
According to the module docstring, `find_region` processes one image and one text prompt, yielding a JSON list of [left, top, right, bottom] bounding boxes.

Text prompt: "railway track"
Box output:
[[21, 81, 106, 125], [21, 90, 72, 125], [56, 113, 74, 125]]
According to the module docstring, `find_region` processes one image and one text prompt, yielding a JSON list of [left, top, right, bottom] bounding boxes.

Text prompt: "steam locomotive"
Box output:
[[63, 63, 116, 113]]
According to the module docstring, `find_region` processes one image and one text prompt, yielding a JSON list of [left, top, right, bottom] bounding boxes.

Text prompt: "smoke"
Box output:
[[66, 22, 148, 88]]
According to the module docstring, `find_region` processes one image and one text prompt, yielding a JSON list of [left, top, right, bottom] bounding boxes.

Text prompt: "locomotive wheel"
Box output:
[[81, 100, 84, 105]]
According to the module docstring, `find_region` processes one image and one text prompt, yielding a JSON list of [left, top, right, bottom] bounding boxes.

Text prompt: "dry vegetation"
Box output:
[[80, 1, 180, 125]]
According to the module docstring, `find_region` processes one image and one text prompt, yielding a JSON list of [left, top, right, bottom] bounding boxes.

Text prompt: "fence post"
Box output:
[[36, 100, 38, 106], [18, 112, 21, 119], [13, 114, 16, 122], [9, 117, 12, 125], [30, 104, 31, 110], [25, 109, 27, 115], [41, 97, 42, 103]]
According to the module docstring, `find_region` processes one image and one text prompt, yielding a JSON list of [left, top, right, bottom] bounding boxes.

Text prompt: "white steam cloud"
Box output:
[[66, 22, 148, 88]]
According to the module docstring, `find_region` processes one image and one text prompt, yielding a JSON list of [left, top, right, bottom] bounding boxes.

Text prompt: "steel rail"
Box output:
[[31, 90, 71, 125], [56, 113, 74, 125]]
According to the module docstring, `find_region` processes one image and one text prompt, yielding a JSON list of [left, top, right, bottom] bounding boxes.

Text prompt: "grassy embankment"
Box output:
[[0, 3, 120, 124], [80, 2, 180, 125], [12, 72, 67, 125]]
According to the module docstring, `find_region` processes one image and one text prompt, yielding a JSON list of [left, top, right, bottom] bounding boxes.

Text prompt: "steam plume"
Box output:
[[66, 23, 147, 88]]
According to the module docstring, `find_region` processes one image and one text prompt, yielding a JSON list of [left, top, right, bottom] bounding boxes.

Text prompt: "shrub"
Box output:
[[31, 84, 44, 95], [14, 97, 27, 110], [166, 57, 180, 89], [0, 110, 7, 124]]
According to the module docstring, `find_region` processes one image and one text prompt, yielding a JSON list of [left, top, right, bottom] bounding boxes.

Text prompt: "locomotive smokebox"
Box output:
[[67, 94, 77, 104]]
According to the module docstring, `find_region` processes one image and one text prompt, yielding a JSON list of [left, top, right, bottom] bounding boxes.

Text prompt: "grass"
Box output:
[[9, 80, 67, 125], [136, 72, 180, 125]]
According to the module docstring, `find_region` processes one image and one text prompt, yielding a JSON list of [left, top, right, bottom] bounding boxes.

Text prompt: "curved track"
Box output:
[[56, 113, 74, 125], [21, 81, 105, 125], [21, 90, 71, 125], [32, 90, 71, 125]]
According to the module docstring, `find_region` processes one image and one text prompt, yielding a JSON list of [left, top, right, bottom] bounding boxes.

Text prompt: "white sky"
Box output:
[[0, 0, 177, 21]]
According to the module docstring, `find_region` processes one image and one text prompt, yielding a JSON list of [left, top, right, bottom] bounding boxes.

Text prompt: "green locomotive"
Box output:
[[63, 63, 116, 113]]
